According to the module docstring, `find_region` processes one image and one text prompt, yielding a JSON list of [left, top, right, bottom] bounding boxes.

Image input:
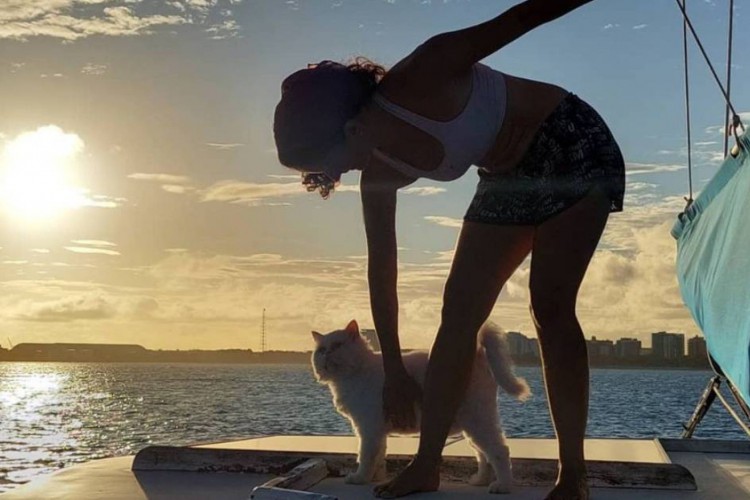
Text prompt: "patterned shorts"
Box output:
[[464, 93, 625, 226]]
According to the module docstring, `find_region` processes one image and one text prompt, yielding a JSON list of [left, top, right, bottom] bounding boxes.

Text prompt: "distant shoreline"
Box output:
[[0, 343, 712, 370], [0, 358, 714, 371]]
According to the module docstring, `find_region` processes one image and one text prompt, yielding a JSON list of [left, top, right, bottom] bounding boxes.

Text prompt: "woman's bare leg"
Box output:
[[374, 221, 534, 498], [529, 187, 611, 500]]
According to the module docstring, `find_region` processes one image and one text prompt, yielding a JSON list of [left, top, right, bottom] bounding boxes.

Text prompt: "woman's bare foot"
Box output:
[[373, 458, 440, 498], [544, 465, 589, 500]]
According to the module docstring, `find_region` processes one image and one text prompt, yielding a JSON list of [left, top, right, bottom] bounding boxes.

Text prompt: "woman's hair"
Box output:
[[342, 56, 387, 93], [273, 57, 388, 198]]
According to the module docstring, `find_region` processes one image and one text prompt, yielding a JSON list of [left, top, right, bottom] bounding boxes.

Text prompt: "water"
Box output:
[[0, 362, 746, 493]]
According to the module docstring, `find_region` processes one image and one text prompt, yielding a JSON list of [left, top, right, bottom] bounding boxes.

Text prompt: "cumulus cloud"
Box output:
[[4, 292, 158, 322], [0, 4, 186, 41], [0, 0, 242, 41], [10, 294, 116, 322], [139, 201, 700, 347]]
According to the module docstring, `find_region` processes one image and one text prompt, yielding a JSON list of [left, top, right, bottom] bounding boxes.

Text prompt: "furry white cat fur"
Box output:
[[311, 319, 530, 494]]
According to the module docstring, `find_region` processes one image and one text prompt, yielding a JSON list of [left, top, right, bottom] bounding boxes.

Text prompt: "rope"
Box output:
[[681, 0, 693, 204], [723, 0, 735, 158], [673, 0, 744, 127]]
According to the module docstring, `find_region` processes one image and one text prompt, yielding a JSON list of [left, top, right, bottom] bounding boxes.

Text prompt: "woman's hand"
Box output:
[[383, 369, 422, 429]]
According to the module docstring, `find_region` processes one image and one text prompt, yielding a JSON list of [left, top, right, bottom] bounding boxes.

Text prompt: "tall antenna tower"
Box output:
[[261, 308, 266, 353]]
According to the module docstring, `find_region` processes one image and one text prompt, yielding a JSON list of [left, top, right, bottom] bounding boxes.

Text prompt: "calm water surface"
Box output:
[[0, 362, 745, 493]]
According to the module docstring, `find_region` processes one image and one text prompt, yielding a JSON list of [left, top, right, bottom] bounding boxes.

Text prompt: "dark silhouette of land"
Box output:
[[0, 343, 310, 364], [0, 342, 711, 369]]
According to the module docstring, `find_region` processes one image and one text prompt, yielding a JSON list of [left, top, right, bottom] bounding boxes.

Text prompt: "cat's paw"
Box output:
[[488, 479, 512, 494], [468, 472, 492, 486], [345, 472, 371, 485]]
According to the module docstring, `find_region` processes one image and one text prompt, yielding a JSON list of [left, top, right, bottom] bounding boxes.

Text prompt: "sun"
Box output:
[[0, 125, 89, 223]]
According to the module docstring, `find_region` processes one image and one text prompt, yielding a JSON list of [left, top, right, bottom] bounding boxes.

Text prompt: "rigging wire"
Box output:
[[673, 0, 744, 126], [723, 0, 735, 158], [680, 0, 693, 205]]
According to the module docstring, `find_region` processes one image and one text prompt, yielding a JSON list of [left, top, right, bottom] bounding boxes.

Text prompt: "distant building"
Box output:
[[687, 335, 708, 360], [652, 332, 685, 360], [587, 336, 614, 358], [361, 329, 381, 351], [614, 338, 642, 358], [506, 331, 539, 358]]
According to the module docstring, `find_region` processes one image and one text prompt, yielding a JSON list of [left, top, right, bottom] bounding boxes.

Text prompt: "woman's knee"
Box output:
[[529, 292, 577, 332]]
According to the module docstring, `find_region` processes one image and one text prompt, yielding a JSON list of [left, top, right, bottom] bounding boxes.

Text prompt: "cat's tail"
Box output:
[[479, 322, 531, 401]]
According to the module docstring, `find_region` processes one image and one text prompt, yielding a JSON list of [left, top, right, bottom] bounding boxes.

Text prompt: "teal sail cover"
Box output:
[[672, 130, 750, 404]]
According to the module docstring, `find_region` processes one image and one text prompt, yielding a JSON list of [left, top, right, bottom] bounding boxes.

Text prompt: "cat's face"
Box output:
[[311, 319, 370, 382]]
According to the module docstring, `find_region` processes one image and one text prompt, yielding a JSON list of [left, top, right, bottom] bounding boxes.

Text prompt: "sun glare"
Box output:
[[0, 125, 89, 224]]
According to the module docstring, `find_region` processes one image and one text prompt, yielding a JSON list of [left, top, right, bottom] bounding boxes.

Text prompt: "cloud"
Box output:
[[626, 162, 686, 176], [71, 239, 116, 247], [704, 112, 750, 136], [401, 186, 446, 196], [0, 194, 701, 348], [633, 24, 647, 30], [64, 246, 120, 256], [206, 142, 245, 150], [162, 184, 194, 194], [206, 19, 240, 40], [200, 180, 307, 205], [11, 295, 116, 322], [0, 0, 242, 41], [128, 173, 192, 184], [81, 63, 107, 75], [5, 292, 157, 322], [0, 4, 186, 41], [82, 193, 124, 208], [424, 215, 462, 228]]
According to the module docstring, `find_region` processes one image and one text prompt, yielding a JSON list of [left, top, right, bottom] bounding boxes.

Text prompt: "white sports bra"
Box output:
[[370, 63, 508, 181]]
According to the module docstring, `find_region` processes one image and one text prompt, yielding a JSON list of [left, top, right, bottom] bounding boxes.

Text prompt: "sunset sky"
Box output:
[[0, 0, 747, 351]]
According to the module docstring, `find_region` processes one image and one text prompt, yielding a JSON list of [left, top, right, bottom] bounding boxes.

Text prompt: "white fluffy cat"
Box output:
[[311, 319, 530, 494]]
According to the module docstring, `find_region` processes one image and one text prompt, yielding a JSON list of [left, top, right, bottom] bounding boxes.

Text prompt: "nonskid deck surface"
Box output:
[[1, 436, 749, 500]]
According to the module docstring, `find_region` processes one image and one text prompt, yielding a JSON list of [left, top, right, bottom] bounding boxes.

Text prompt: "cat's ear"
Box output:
[[345, 319, 359, 340], [312, 331, 323, 343]]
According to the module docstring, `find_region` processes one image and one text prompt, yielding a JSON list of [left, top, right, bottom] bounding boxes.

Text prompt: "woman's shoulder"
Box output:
[[377, 44, 472, 102]]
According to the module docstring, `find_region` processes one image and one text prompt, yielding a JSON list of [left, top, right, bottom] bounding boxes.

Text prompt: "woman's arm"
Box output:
[[360, 164, 415, 375], [361, 164, 422, 428], [409, 0, 596, 77]]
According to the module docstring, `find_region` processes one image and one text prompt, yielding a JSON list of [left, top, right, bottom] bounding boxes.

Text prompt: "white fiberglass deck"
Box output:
[[2, 436, 749, 499]]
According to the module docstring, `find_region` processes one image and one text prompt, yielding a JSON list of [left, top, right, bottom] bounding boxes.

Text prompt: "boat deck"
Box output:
[[2, 436, 749, 499]]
